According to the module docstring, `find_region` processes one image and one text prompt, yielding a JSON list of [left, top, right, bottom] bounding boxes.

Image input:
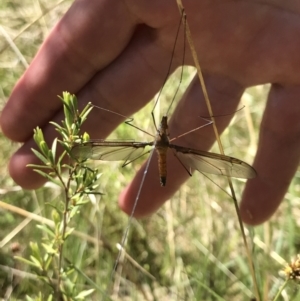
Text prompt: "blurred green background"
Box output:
[[1, 1, 300, 300]]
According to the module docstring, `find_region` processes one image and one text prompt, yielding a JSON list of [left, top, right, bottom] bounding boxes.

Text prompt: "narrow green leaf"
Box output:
[[29, 255, 43, 269], [27, 164, 53, 169], [64, 227, 75, 239], [14, 256, 42, 268], [32, 169, 62, 186], [47, 150, 55, 166], [51, 138, 58, 163], [63, 98, 73, 129], [80, 106, 93, 125], [65, 267, 75, 276], [80, 102, 93, 118], [33, 127, 44, 145], [30, 242, 43, 263], [32, 169, 52, 178], [60, 143, 70, 153], [47, 295, 53, 301], [39, 140, 50, 157], [44, 255, 53, 270], [74, 197, 90, 205], [57, 150, 67, 166], [31, 148, 49, 165], [62, 163, 74, 170], [49, 121, 65, 132], [75, 289, 95, 299], [41, 243, 57, 255], [36, 224, 56, 238], [51, 209, 61, 225], [86, 191, 103, 196], [67, 260, 108, 295]]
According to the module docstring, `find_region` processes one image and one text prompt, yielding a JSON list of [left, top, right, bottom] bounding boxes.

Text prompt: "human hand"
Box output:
[[1, 0, 300, 225]]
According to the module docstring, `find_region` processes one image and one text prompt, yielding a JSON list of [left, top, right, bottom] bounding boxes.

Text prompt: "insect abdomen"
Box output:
[[156, 148, 167, 186]]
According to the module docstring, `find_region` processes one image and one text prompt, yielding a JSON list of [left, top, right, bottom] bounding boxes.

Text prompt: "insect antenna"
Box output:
[[122, 149, 152, 167], [166, 12, 187, 117], [151, 10, 187, 130]]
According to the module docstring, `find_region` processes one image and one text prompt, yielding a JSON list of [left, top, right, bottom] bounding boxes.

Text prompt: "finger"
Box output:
[[0, 0, 139, 142], [240, 84, 300, 225], [7, 20, 182, 189], [119, 74, 246, 217]]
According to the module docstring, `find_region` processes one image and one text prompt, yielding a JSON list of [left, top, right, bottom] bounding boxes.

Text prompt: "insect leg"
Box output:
[[122, 149, 152, 167]]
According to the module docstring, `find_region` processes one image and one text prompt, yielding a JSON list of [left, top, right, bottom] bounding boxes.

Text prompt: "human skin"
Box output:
[[1, 0, 300, 225]]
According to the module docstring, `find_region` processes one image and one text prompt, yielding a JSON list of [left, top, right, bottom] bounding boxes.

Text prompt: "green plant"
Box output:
[[16, 92, 100, 300]]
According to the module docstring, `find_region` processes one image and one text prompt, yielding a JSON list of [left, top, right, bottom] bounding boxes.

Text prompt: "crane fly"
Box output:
[[70, 114, 256, 185], [70, 9, 256, 186], [70, 7, 257, 287]]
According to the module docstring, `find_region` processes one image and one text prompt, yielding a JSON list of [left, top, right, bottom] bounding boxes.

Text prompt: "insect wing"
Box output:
[[170, 144, 256, 179], [71, 140, 152, 162]]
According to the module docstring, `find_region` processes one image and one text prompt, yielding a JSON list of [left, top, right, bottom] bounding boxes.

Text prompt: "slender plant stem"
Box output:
[[174, 1, 260, 300], [55, 166, 71, 292]]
